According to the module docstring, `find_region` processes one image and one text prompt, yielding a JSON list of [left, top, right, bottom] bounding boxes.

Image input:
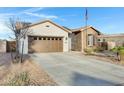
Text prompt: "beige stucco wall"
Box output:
[[71, 32, 82, 51], [72, 27, 99, 52], [82, 28, 99, 50], [19, 21, 69, 54], [0, 40, 6, 53]]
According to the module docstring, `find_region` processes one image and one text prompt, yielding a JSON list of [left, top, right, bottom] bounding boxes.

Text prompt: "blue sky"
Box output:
[[0, 7, 124, 39]]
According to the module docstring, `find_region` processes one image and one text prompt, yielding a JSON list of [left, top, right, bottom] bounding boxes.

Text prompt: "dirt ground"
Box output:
[[0, 53, 11, 67], [0, 53, 57, 86]]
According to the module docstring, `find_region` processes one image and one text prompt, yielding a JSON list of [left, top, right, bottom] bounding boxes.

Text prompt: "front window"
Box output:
[[34, 37, 37, 40], [88, 34, 94, 46]]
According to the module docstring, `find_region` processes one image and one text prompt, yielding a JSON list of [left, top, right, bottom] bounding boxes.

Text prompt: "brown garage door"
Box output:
[[28, 36, 63, 53]]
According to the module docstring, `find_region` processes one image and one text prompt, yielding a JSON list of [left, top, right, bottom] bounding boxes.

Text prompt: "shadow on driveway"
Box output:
[[71, 72, 121, 86]]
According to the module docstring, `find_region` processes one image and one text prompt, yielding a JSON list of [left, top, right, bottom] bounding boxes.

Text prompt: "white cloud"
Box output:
[[22, 8, 58, 19], [24, 12, 58, 19], [22, 7, 58, 19], [0, 23, 12, 39], [22, 7, 44, 13], [0, 14, 13, 40], [0, 17, 9, 31], [0, 8, 45, 39], [0, 13, 15, 16], [0, 7, 44, 18], [0, 7, 59, 39]]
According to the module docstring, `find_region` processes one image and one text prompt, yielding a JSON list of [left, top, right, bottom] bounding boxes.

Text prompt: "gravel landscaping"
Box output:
[[0, 53, 57, 86]]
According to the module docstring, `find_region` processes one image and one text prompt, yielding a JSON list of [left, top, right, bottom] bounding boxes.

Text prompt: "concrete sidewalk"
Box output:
[[30, 52, 124, 86]]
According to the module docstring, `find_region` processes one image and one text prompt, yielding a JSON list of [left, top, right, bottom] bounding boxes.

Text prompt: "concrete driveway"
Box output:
[[30, 52, 124, 86]]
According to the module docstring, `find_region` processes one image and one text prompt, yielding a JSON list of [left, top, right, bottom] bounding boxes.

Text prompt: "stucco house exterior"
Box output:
[[0, 19, 123, 54], [17, 19, 124, 54], [18, 20, 102, 54], [71, 26, 101, 52], [19, 20, 71, 54]]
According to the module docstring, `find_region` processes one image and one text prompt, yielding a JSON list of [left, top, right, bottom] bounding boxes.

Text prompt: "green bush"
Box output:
[[111, 46, 124, 54], [120, 50, 124, 54]]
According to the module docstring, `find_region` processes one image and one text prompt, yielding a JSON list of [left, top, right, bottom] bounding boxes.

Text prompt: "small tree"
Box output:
[[7, 18, 30, 63]]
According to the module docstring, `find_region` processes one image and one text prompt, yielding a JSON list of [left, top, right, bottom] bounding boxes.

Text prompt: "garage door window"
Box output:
[[52, 38, 54, 40], [55, 38, 58, 40], [39, 37, 42, 40], [43, 37, 46, 40], [47, 38, 50, 40], [34, 37, 37, 40]]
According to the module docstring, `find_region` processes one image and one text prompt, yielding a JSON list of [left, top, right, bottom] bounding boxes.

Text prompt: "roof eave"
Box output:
[[29, 19, 72, 33]]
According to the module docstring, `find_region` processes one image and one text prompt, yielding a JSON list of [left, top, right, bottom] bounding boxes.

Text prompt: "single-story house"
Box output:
[[19, 20, 72, 54], [19, 20, 103, 54], [1, 19, 124, 54], [71, 26, 101, 52], [0, 40, 16, 53]]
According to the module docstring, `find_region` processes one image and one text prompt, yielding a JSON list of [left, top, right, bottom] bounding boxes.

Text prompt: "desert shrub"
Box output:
[[7, 72, 30, 86], [93, 47, 104, 52], [84, 48, 93, 55]]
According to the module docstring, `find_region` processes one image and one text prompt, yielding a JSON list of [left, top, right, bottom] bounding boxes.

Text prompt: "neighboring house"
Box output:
[[0, 40, 7, 53], [97, 34, 124, 50], [6, 41, 16, 52], [0, 40, 16, 53], [71, 26, 101, 52], [19, 20, 71, 54]]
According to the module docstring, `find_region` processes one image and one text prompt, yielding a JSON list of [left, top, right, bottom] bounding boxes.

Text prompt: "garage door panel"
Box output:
[[58, 40, 63, 52], [28, 36, 63, 53], [49, 38, 54, 52], [30, 40, 45, 52]]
